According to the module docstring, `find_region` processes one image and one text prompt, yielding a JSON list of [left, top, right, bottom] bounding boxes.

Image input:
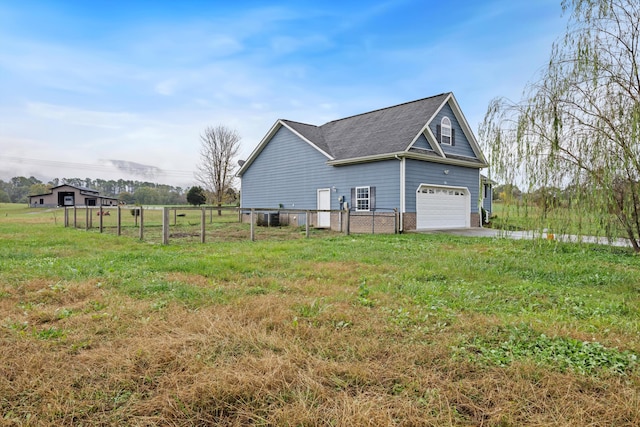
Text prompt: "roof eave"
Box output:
[[327, 152, 488, 168], [327, 153, 405, 166], [281, 122, 333, 160], [237, 120, 334, 177], [446, 93, 489, 165], [403, 152, 488, 168]]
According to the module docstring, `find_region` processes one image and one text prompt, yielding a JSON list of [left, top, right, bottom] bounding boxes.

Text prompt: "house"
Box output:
[[238, 92, 491, 232], [480, 175, 495, 222], [29, 184, 120, 208]]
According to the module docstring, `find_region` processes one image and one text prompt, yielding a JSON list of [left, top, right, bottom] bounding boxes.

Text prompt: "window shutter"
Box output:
[[370, 186, 376, 210], [350, 187, 355, 210], [451, 128, 455, 146], [436, 125, 441, 142]]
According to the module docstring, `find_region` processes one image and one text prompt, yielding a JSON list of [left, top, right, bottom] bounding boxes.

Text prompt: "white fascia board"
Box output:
[[327, 152, 406, 166], [446, 94, 489, 165], [403, 152, 488, 168], [236, 120, 283, 177], [328, 152, 487, 168], [407, 96, 447, 158], [280, 122, 334, 160], [421, 126, 446, 157], [406, 124, 446, 157], [237, 120, 334, 177], [413, 93, 489, 165]]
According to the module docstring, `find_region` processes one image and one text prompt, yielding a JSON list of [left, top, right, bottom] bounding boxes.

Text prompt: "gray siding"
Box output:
[[241, 126, 401, 211], [405, 159, 480, 213], [337, 161, 401, 211], [482, 184, 492, 213], [412, 134, 434, 151], [429, 103, 476, 159]]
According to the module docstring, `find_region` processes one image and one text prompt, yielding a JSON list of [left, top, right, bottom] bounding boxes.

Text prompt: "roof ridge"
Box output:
[[321, 92, 450, 126], [281, 119, 319, 128]]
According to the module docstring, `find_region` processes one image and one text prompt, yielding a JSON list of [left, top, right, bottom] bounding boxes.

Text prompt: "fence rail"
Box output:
[[64, 205, 399, 244]]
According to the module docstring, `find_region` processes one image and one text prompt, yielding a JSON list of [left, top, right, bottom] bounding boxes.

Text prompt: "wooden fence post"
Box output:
[[344, 207, 350, 236], [73, 206, 77, 228], [85, 207, 89, 231], [305, 211, 310, 238], [117, 205, 122, 236], [64, 208, 68, 227], [139, 207, 144, 240], [201, 208, 206, 243], [99, 206, 104, 233], [250, 209, 255, 241], [394, 209, 399, 234], [162, 207, 169, 245]]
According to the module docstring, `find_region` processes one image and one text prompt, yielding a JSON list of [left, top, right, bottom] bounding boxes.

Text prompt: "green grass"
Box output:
[[490, 201, 630, 239], [1, 202, 640, 425]]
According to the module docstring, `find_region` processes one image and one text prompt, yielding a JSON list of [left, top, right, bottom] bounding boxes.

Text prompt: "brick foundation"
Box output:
[[402, 213, 416, 231], [348, 212, 398, 234]]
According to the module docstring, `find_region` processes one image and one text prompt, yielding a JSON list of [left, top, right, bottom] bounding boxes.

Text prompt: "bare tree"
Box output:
[[481, 0, 640, 250], [196, 125, 241, 215]]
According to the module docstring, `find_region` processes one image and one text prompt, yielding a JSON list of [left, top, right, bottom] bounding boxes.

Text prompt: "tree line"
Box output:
[[0, 176, 194, 205], [1, 124, 243, 208]]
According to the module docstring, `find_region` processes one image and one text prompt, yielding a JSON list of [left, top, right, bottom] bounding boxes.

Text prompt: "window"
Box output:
[[440, 117, 452, 145], [356, 186, 370, 211]]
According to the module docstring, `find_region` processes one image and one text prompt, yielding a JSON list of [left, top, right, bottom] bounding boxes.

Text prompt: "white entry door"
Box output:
[[416, 184, 470, 229], [317, 188, 331, 228]]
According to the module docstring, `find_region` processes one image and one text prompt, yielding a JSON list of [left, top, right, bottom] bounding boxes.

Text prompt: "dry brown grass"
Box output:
[[2, 204, 639, 425], [2, 273, 639, 427]]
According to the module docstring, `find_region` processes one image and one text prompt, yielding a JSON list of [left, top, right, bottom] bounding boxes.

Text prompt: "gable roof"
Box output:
[[28, 184, 117, 199], [53, 184, 99, 193], [238, 92, 488, 175], [322, 93, 449, 160]]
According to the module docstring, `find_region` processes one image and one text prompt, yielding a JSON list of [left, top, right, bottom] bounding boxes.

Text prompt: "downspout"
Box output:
[[395, 155, 405, 232], [479, 174, 483, 228]]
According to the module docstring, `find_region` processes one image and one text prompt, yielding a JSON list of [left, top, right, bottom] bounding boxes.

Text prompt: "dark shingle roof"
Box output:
[[284, 93, 450, 160], [280, 120, 331, 156]]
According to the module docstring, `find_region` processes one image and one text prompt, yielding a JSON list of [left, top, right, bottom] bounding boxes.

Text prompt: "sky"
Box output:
[[0, 0, 568, 188]]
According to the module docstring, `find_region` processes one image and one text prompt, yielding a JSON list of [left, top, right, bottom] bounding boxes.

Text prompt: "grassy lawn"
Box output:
[[1, 203, 639, 425], [489, 201, 630, 240]]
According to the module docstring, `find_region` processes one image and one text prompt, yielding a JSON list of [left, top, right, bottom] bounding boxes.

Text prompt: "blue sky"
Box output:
[[0, 0, 566, 187]]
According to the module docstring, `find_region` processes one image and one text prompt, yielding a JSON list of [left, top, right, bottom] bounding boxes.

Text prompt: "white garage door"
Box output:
[[416, 184, 470, 230]]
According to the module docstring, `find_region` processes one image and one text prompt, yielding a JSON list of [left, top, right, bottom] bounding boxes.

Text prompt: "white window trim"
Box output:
[[355, 186, 370, 211], [441, 116, 452, 145]]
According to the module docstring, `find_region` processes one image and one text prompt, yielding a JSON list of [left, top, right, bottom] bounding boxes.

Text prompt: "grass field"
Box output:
[[1, 203, 639, 426], [489, 201, 629, 239]]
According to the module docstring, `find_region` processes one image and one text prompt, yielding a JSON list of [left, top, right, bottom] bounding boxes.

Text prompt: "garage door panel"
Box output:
[[416, 185, 470, 229]]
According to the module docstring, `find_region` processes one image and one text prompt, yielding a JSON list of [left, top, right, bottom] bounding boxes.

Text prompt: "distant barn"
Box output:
[[29, 184, 120, 208]]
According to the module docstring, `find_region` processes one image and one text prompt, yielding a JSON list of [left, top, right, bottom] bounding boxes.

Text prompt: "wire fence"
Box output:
[[64, 205, 399, 244]]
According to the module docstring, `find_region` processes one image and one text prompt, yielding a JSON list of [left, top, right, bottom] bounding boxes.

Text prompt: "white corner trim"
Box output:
[[280, 122, 334, 160]]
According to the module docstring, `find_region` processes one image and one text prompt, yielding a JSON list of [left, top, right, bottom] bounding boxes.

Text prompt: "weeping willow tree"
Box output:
[[481, 0, 640, 250]]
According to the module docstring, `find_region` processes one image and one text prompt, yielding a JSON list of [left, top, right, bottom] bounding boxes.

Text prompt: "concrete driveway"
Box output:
[[421, 227, 632, 248]]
